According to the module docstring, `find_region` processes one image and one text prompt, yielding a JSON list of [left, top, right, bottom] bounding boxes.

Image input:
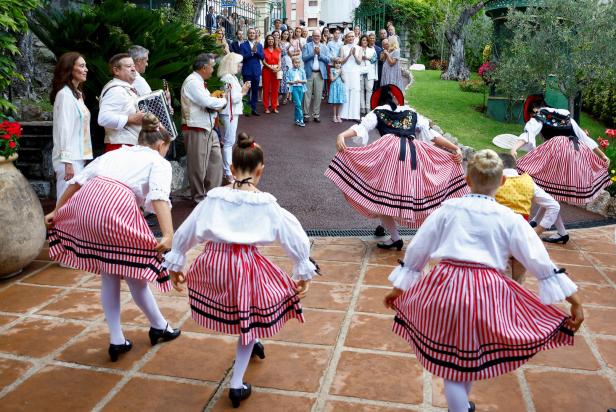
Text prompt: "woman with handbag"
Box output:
[[262, 34, 282, 114]]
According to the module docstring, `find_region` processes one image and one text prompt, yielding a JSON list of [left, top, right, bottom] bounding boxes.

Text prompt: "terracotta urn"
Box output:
[[0, 154, 46, 278]]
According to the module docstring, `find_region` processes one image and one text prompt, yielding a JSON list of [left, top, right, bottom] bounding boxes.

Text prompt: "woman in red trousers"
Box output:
[[262, 34, 282, 113]]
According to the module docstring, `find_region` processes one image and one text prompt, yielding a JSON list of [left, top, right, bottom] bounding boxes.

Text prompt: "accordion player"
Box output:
[[136, 90, 178, 139]]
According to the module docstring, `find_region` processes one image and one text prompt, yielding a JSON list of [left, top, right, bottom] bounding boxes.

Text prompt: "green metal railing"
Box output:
[[267, 0, 286, 33], [194, 0, 260, 41]]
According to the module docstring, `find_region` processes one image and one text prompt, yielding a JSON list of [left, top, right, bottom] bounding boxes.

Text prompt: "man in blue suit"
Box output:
[[302, 29, 330, 123], [240, 28, 264, 116]]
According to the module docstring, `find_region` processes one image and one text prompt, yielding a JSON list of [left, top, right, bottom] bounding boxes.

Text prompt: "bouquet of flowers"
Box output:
[[0, 120, 22, 159], [478, 61, 497, 85]]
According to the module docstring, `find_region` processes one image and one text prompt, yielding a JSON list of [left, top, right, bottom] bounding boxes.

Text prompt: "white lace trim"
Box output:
[[388, 265, 422, 291], [538, 272, 578, 305], [206, 187, 277, 204], [292, 259, 317, 281]]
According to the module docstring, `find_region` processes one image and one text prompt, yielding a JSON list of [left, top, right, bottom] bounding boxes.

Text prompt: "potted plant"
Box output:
[[0, 119, 46, 278]]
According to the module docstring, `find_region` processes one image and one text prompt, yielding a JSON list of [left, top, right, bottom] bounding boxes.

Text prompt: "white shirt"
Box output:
[[52, 86, 93, 164], [163, 187, 317, 280], [219, 74, 244, 117], [502, 168, 560, 229], [351, 105, 437, 146], [388, 194, 577, 305], [180, 72, 226, 130], [516, 107, 598, 151], [69, 145, 172, 213], [98, 78, 140, 145], [133, 73, 152, 96]]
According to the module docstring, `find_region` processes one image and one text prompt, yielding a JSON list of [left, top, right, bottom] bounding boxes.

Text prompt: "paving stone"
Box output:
[[345, 314, 409, 353], [367, 247, 406, 266], [548, 249, 592, 266], [323, 401, 409, 412], [0, 284, 61, 313], [211, 391, 315, 411], [363, 265, 395, 286], [355, 286, 395, 315], [584, 307, 616, 335], [563, 264, 609, 284], [600, 267, 616, 284], [0, 365, 121, 411], [3, 261, 51, 282], [103, 377, 216, 412], [310, 243, 366, 263], [572, 237, 616, 251], [0, 314, 18, 327], [21, 265, 85, 287], [36, 289, 103, 320], [267, 309, 344, 345], [312, 238, 366, 247], [595, 337, 616, 368], [141, 334, 235, 382], [577, 283, 616, 307], [588, 251, 616, 267], [57, 325, 152, 370], [0, 358, 32, 391], [301, 282, 353, 310], [243, 342, 330, 392], [122, 295, 187, 327], [529, 335, 600, 370], [330, 351, 422, 404], [316, 261, 361, 284], [526, 370, 616, 411], [432, 373, 525, 411], [0, 318, 85, 357]]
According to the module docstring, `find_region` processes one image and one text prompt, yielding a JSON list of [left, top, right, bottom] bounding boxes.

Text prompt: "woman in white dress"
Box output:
[[218, 53, 251, 184], [339, 32, 362, 121]]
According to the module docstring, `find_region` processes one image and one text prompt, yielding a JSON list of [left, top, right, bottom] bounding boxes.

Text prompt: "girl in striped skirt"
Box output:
[[165, 132, 317, 408], [325, 84, 468, 251], [511, 95, 610, 244], [384, 149, 584, 412], [45, 114, 181, 362]]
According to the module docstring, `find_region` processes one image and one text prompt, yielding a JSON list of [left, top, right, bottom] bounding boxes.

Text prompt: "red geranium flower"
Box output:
[[8, 141, 16, 149], [607, 129, 616, 138], [2, 134, 9, 140]]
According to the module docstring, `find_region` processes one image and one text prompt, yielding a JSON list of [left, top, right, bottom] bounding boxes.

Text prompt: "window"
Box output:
[[308, 0, 318, 6], [291, 11, 296, 20], [291, 4, 296, 10], [308, 18, 317, 27]]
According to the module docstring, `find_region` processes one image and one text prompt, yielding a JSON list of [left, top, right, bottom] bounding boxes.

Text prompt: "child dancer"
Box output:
[[495, 152, 561, 283], [328, 58, 346, 122], [384, 149, 583, 412], [286, 56, 307, 127], [45, 114, 181, 362], [165, 132, 317, 408]]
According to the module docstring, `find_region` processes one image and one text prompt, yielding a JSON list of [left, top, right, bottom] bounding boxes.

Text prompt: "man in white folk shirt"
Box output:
[[98, 53, 145, 153], [128, 45, 152, 96], [181, 53, 227, 204]]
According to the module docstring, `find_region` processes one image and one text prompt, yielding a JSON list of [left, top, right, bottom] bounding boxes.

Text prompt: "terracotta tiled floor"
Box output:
[[1, 228, 616, 411]]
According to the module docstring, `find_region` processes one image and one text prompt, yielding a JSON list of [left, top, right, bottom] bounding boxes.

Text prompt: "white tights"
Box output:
[[379, 216, 401, 242], [444, 379, 472, 412], [532, 207, 568, 236], [101, 272, 168, 345], [230, 338, 256, 389]]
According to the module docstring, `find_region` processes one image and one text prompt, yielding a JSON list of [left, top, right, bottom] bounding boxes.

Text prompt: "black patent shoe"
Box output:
[[529, 220, 537, 228], [149, 323, 181, 346], [541, 234, 569, 244], [377, 239, 404, 251], [251, 341, 265, 359], [448, 401, 475, 412], [108, 339, 132, 362], [374, 225, 386, 237], [229, 383, 252, 408]]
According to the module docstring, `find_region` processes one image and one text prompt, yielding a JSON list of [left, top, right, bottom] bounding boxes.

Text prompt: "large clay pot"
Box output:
[[0, 154, 46, 278]]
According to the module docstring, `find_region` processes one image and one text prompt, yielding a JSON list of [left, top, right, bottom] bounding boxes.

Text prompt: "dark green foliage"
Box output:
[[583, 80, 616, 128]]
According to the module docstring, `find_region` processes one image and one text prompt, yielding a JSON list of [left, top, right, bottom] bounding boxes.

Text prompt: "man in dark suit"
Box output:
[[369, 32, 383, 90], [240, 28, 264, 116], [205, 6, 216, 33], [230, 29, 245, 54]]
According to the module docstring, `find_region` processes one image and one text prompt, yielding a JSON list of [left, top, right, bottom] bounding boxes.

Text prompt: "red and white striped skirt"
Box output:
[[48, 176, 171, 292], [517, 136, 610, 204], [392, 260, 574, 382], [186, 242, 304, 344], [325, 135, 469, 228]]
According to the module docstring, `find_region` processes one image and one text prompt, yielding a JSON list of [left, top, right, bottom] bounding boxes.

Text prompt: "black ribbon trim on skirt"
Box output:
[[520, 170, 611, 200], [48, 228, 164, 257], [190, 301, 302, 333], [399, 136, 417, 170], [189, 287, 301, 316], [394, 315, 572, 366], [328, 160, 468, 211]]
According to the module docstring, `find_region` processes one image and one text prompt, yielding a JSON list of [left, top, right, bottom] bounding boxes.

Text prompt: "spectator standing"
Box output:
[[376, 28, 387, 48], [262, 34, 282, 114], [289, 27, 304, 76], [279, 29, 292, 104], [218, 53, 251, 184], [240, 28, 264, 116], [339, 32, 362, 121], [380, 37, 404, 91], [369, 32, 382, 89], [50, 52, 93, 202], [272, 18, 282, 33], [128, 45, 152, 96], [352, 26, 361, 45], [216, 28, 230, 55], [286, 56, 307, 127], [98, 53, 144, 153], [300, 27, 309, 47], [358, 35, 377, 116], [387, 24, 400, 46], [302, 29, 329, 123], [206, 6, 217, 33], [328, 58, 346, 122], [230, 29, 245, 54], [280, 18, 288, 32], [180, 53, 227, 203], [328, 29, 343, 59]]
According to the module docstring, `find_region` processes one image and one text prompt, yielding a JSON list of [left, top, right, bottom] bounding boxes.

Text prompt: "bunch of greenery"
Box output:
[[583, 79, 616, 128], [0, 0, 40, 116], [29, 0, 219, 113], [458, 79, 484, 93]]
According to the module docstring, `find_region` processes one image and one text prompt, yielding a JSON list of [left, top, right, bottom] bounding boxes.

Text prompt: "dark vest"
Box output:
[[374, 109, 417, 138], [534, 108, 575, 140]]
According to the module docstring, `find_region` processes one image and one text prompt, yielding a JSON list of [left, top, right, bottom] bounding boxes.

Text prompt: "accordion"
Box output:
[[136, 90, 178, 140]]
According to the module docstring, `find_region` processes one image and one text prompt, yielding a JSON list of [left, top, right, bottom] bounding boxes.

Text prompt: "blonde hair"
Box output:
[[218, 52, 243, 77], [467, 149, 504, 193], [388, 37, 399, 50]]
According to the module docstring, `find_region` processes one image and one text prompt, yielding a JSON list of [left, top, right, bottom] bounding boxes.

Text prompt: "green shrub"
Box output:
[[29, 0, 219, 117], [428, 59, 448, 71], [583, 79, 616, 128], [458, 79, 484, 93]]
